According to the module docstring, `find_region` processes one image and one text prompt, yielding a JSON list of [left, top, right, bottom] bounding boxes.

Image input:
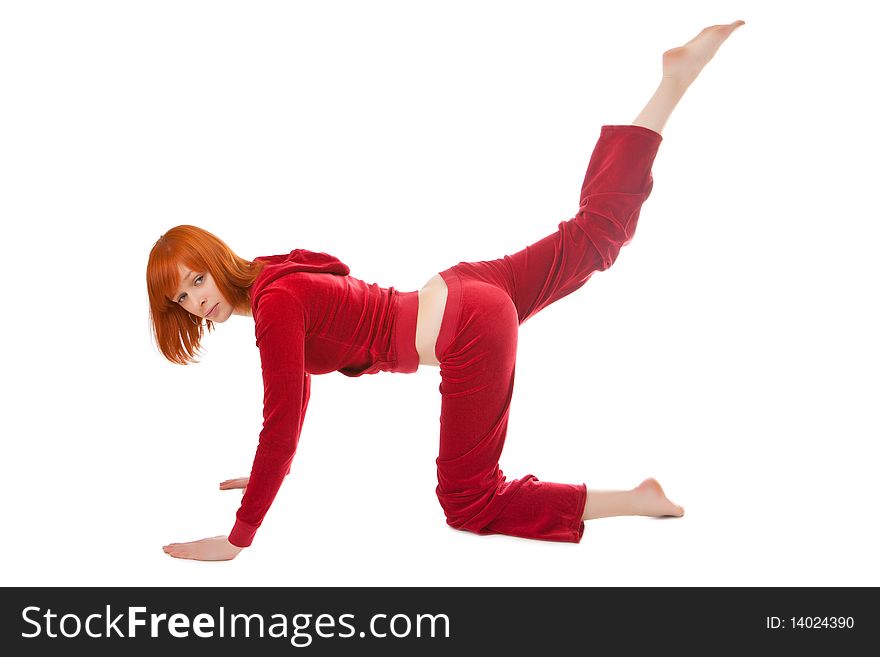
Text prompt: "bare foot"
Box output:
[[662, 20, 745, 88], [633, 478, 685, 517]]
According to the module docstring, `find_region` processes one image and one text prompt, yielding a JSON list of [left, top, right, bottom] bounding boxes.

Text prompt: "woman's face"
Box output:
[[171, 263, 233, 323]]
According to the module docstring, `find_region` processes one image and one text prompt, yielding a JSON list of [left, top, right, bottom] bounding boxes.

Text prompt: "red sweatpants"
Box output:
[[433, 124, 663, 542]]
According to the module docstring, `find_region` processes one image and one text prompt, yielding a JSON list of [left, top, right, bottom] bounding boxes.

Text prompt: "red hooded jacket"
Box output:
[[228, 249, 420, 547]]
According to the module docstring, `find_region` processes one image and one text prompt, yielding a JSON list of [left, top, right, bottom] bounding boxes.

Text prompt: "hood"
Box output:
[[251, 248, 351, 302]]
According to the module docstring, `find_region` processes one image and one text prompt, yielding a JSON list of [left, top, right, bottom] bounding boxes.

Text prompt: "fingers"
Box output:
[[219, 477, 247, 490], [162, 536, 238, 561], [162, 544, 191, 559], [164, 549, 193, 560], [162, 536, 225, 560]]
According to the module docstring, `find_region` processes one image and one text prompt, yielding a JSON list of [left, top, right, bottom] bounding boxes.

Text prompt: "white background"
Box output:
[[2, 1, 878, 587]]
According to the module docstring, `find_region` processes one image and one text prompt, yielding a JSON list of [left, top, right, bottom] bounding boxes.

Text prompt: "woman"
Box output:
[[149, 21, 745, 561]]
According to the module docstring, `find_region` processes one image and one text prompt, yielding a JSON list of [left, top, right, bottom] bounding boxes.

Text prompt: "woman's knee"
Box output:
[[435, 485, 492, 531]]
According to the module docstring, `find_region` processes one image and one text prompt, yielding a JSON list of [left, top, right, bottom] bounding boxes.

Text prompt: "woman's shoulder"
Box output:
[[254, 273, 350, 313]]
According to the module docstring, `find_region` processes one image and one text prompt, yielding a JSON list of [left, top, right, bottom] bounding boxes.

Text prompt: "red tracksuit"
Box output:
[[229, 124, 662, 547]]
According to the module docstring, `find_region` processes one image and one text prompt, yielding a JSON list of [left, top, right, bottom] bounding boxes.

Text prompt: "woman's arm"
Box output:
[[218, 371, 312, 491], [163, 288, 310, 560], [230, 288, 309, 547]]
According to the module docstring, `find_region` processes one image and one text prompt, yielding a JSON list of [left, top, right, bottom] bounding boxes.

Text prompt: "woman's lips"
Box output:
[[206, 303, 219, 318]]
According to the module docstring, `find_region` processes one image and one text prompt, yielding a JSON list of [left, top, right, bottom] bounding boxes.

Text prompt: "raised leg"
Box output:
[[442, 20, 747, 327], [445, 123, 662, 329]]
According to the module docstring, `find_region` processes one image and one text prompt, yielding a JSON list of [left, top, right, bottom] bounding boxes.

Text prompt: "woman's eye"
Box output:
[[177, 275, 204, 303]]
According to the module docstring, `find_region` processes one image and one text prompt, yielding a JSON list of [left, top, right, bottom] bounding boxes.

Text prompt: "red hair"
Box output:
[[146, 225, 267, 365]]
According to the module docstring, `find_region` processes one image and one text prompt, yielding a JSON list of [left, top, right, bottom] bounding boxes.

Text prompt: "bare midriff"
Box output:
[[415, 274, 448, 366]]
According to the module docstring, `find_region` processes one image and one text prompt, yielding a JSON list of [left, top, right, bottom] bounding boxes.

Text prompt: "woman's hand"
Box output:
[[161, 480, 249, 560], [162, 535, 243, 561], [219, 476, 249, 495]]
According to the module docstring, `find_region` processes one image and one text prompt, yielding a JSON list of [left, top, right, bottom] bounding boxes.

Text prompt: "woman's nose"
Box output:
[[186, 298, 204, 315]]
